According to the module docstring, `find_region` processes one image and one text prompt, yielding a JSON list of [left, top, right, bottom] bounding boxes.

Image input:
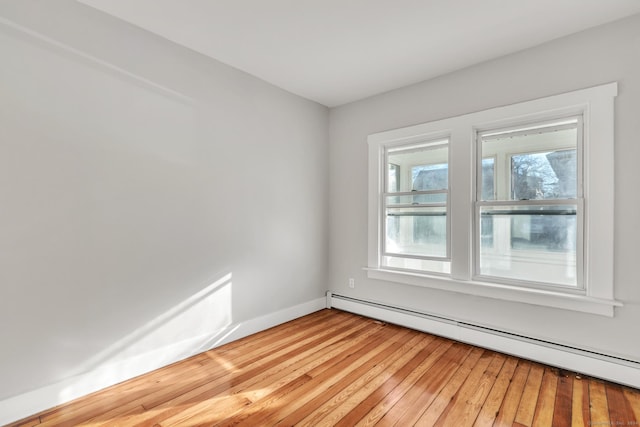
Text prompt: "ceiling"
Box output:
[[78, 0, 640, 107]]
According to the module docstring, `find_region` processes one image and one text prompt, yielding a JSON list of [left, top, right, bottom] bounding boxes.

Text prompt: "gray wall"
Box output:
[[329, 13, 640, 361], [0, 1, 328, 400]]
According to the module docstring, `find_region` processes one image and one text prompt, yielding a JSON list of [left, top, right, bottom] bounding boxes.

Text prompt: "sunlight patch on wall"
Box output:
[[58, 273, 233, 403]]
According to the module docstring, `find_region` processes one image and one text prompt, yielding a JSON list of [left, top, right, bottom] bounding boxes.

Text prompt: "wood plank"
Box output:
[[77, 404, 147, 427], [328, 336, 448, 427], [413, 347, 488, 426], [121, 316, 397, 426], [589, 379, 611, 427], [531, 367, 558, 427], [432, 353, 506, 427], [472, 356, 518, 427], [159, 395, 251, 427], [271, 329, 431, 427], [214, 308, 336, 357], [492, 359, 531, 426], [552, 370, 573, 427], [179, 374, 313, 427], [211, 309, 349, 365], [350, 339, 454, 427], [209, 309, 356, 370], [623, 388, 640, 423], [606, 384, 637, 425], [3, 415, 42, 427], [222, 333, 426, 426], [571, 375, 590, 427], [37, 393, 153, 427], [513, 362, 544, 426], [295, 333, 434, 426], [375, 342, 474, 427]]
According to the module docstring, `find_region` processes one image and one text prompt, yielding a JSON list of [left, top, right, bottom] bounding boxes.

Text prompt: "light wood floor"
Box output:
[[7, 309, 640, 427]]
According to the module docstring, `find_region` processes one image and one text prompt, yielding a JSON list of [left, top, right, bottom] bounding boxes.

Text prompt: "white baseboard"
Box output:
[[328, 293, 640, 389], [0, 297, 326, 426]]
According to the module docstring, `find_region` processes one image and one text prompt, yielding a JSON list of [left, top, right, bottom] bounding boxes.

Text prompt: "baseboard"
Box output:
[[0, 297, 326, 426], [328, 293, 640, 389]]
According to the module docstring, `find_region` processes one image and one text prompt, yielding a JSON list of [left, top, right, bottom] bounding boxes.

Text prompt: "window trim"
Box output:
[[367, 82, 620, 316]]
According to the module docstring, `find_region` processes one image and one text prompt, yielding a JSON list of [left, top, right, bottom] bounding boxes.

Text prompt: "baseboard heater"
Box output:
[[326, 292, 640, 389]]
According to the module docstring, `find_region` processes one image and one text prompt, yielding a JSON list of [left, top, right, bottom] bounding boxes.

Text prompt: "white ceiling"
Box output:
[[79, 0, 640, 107]]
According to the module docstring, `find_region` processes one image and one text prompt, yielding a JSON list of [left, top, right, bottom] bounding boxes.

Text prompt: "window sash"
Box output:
[[476, 115, 583, 202], [473, 198, 584, 290]]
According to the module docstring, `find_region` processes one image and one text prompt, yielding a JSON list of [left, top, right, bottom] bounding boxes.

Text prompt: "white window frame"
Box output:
[[382, 138, 451, 272], [367, 82, 621, 317], [474, 117, 583, 291]]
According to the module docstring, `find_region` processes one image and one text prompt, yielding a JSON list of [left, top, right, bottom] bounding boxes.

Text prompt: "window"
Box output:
[[367, 83, 620, 316], [476, 118, 581, 288], [383, 139, 450, 274]]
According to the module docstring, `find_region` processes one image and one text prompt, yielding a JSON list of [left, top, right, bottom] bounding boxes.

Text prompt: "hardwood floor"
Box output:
[[7, 309, 640, 426]]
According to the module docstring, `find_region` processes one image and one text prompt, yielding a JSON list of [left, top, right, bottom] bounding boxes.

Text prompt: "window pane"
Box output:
[[478, 204, 577, 287], [481, 158, 495, 201], [510, 210, 577, 251], [386, 207, 446, 258], [412, 163, 447, 191], [512, 149, 577, 200], [387, 141, 448, 193], [481, 121, 578, 201], [388, 163, 400, 192]]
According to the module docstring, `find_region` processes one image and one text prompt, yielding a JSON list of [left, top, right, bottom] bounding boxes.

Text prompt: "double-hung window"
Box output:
[[367, 83, 620, 316], [383, 138, 450, 274], [476, 117, 582, 289]]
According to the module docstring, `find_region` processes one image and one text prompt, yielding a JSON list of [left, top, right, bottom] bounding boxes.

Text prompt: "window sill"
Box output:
[[364, 268, 621, 317]]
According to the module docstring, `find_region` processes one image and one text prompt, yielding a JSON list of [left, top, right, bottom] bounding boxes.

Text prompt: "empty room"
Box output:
[[1, 0, 640, 425]]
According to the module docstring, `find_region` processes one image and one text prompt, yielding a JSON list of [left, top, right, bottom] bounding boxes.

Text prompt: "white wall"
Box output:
[[0, 0, 328, 408], [329, 14, 640, 362]]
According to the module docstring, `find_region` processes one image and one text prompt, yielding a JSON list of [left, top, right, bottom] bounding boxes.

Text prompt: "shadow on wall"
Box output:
[[58, 272, 234, 404]]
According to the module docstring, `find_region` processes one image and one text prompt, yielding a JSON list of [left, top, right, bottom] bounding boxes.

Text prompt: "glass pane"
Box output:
[[480, 216, 494, 248], [478, 204, 577, 287], [386, 207, 447, 258], [481, 157, 495, 201], [387, 141, 448, 193], [480, 121, 578, 201], [412, 163, 448, 191], [511, 149, 577, 200], [388, 163, 400, 192]]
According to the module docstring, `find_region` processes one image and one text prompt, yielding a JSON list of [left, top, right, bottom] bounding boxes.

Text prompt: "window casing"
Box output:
[[367, 83, 620, 316]]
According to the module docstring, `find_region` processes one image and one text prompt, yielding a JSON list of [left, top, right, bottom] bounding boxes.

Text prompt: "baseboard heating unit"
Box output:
[[326, 292, 640, 389]]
